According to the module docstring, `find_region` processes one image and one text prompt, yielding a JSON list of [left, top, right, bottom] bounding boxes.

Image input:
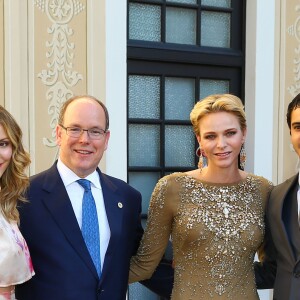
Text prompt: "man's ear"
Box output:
[[104, 130, 110, 151], [56, 125, 62, 146]]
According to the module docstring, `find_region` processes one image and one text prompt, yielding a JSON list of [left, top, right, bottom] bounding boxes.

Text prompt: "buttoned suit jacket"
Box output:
[[256, 174, 300, 300], [15, 162, 144, 300]]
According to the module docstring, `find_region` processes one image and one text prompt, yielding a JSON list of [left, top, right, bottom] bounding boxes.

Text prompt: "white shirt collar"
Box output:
[[57, 158, 101, 190]]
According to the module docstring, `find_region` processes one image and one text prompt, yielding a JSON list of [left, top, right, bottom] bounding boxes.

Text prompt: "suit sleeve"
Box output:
[[139, 254, 174, 299], [133, 193, 144, 256]]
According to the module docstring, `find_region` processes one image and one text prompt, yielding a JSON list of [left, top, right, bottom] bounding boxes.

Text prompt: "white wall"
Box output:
[[245, 0, 278, 184], [4, 1, 29, 148], [245, 0, 278, 299], [102, 0, 127, 181]]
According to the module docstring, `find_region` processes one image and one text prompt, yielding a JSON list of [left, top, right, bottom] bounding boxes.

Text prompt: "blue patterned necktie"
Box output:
[[77, 179, 101, 276]]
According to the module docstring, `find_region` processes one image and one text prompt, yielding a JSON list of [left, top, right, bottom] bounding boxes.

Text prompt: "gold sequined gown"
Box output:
[[129, 173, 272, 299]]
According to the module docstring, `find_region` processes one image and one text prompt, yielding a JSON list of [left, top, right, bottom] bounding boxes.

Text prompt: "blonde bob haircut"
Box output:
[[0, 106, 31, 222], [190, 94, 247, 137]]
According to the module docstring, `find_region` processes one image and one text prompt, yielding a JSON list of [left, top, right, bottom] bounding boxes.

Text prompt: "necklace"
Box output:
[[186, 176, 263, 240]]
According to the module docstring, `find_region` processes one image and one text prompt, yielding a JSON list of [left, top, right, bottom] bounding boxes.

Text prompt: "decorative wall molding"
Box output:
[[34, 0, 85, 147], [287, 5, 300, 97]]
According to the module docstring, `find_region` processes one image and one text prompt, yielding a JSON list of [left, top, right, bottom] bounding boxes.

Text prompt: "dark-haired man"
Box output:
[[256, 93, 300, 300]]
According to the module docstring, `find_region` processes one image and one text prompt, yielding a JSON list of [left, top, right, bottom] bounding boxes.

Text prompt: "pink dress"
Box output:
[[0, 212, 34, 300]]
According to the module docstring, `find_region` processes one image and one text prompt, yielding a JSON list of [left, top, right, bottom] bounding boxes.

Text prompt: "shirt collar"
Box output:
[[57, 158, 101, 190]]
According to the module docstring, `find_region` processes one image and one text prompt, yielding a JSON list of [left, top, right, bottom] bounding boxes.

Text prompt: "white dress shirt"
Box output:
[[57, 159, 111, 271]]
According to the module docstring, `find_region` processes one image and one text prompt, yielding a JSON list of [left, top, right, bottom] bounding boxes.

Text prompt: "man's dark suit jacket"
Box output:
[[15, 163, 173, 300], [256, 174, 300, 300]]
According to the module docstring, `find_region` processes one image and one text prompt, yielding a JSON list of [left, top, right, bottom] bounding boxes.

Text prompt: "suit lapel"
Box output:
[[283, 180, 300, 259], [98, 172, 124, 281], [41, 164, 98, 279], [270, 175, 298, 263]]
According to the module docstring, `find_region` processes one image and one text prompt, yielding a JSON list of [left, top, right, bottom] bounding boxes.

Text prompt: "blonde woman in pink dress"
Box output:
[[0, 106, 34, 300]]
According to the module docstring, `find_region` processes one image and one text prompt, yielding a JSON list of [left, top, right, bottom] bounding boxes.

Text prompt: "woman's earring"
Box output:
[[196, 147, 205, 173], [240, 144, 246, 170]]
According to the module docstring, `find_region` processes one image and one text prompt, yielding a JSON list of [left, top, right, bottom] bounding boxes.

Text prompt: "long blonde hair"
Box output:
[[0, 106, 31, 222]]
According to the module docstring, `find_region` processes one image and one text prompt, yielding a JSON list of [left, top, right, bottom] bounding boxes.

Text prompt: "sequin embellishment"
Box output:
[[129, 173, 272, 300]]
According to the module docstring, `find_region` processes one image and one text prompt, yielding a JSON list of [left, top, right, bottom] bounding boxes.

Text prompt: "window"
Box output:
[[127, 0, 246, 298]]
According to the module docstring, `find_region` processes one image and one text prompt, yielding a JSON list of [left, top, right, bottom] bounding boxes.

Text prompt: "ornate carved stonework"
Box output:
[[287, 5, 300, 97], [34, 0, 85, 147]]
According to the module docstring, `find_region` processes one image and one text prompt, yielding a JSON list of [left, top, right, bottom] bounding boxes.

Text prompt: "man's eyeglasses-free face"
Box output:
[[59, 124, 107, 140]]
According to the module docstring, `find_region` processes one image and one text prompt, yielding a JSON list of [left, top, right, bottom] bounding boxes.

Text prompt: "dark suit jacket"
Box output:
[[15, 163, 144, 300], [256, 174, 300, 300]]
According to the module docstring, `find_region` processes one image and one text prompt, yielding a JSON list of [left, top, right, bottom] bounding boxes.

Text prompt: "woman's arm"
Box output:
[[129, 176, 175, 283]]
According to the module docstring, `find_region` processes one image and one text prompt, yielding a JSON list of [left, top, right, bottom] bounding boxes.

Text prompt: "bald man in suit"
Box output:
[[15, 95, 173, 300]]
